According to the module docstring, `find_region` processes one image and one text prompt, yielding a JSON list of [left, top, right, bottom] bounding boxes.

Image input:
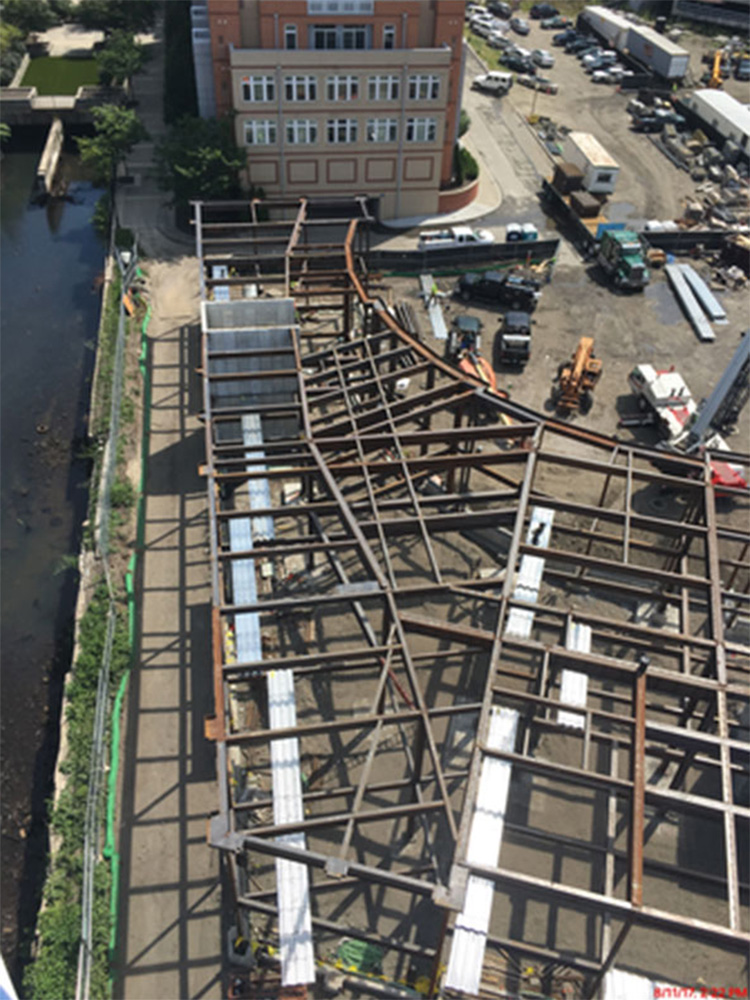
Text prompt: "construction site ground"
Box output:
[[385, 263, 749, 456]]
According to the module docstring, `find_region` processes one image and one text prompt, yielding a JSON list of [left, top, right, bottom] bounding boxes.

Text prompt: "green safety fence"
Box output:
[[104, 304, 152, 978]]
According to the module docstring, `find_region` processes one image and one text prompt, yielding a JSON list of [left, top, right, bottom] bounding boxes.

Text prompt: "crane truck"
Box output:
[[627, 334, 750, 491]]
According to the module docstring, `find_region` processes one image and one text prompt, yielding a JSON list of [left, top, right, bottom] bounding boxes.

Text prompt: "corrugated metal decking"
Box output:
[[679, 264, 728, 323], [444, 707, 519, 995], [558, 620, 591, 730], [665, 264, 716, 342]]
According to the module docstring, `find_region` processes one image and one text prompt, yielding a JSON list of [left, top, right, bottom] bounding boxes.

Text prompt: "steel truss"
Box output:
[[194, 198, 750, 998]]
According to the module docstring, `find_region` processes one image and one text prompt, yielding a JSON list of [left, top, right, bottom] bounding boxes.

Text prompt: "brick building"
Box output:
[[203, 0, 470, 220]]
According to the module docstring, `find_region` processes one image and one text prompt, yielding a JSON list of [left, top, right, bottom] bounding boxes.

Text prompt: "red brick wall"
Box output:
[[438, 176, 479, 214], [207, 0, 242, 116]]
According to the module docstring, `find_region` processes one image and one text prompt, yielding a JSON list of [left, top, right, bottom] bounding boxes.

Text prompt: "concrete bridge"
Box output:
[[0, 85, 125, 127]]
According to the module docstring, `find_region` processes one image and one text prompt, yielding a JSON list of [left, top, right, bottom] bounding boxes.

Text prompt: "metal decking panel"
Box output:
[[558, 620, 591, 730], [665, 263, 716, 342], [678, 264, 728, 323], [505, 508, 555, 638], [420, 273, 448, 340], [445, 708, 520, 995]]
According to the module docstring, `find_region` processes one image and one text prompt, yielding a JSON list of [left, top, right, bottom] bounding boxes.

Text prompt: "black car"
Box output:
[[566, 37, 595, 53], [455, 271, 540, 311], [495, 311, 532, 367], [552, 29, 578, 45], [530, 3, 559, 18], [502, 52, 536, 74], [632, 116, 664, 133], [487, 0, 512, 18]]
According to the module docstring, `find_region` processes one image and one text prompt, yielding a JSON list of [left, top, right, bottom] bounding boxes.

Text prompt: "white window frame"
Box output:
[[383, 24, 395, 49], [241, 75, 275, 103], [326, 118, 358, 143], [285, 74, 317, 101], [408, 74, 440, 101], [284, 24, 297, 49], [366, 118, 398, 143], [286, 119, 318, 144], [368, 74, 399, 101], [405, 117, 437, 143], [311, 23, 370, 49], [326, 74, 359, 101], [244, 120, 278, 145]]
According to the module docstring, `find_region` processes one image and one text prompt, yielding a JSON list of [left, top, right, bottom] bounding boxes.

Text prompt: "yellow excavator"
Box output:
[[551, 337, 602, 415], [708, 49, 724, 88]]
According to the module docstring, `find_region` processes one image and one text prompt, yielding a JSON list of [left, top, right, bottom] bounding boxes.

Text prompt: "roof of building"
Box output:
[[689, 88, 750, 137], [567, 131, 619, 168]]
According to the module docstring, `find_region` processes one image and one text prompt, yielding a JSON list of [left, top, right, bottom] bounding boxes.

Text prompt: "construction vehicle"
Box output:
[[626, 337, 749, 491], [446, 314, 498, 391], [708, 49, 724, 88], [495, 311, 532, 368], [541, 179, 649, 291], [596, 229, 650, 291], [551, 337, 602, 414]]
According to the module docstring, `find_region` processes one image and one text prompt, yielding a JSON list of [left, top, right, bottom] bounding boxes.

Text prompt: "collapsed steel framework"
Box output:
[[195, 198, 750, 998]]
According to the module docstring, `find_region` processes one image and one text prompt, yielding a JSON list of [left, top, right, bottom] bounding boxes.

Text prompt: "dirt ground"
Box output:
[[386, 263, 749, 456]]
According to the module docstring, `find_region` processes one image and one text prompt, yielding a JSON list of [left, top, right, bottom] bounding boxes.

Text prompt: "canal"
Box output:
[[0, 135, 105, 983]]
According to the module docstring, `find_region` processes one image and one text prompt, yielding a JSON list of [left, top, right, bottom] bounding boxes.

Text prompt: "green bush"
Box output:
[[110, 477, 135, 509], [456, 145, 479, 184], [459, 108, 471, 138], [23, 586, 130, 999]]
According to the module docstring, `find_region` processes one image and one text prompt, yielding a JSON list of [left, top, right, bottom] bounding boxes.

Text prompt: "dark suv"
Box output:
[[502, 52, 536, 74], [456, 271, 541, 311], [487, 1, 512, 17], [530, 3, 559, 18]]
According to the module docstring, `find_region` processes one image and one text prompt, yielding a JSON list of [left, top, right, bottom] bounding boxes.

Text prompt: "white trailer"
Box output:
[[624, 24, 690, 79], [581, 5, 630, 51], [681, 90, 750, 153], [561, 132, 619, 195]]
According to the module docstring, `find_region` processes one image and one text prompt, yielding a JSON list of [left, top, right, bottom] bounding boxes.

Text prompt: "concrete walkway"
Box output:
[[112, 17, 223, 1000]]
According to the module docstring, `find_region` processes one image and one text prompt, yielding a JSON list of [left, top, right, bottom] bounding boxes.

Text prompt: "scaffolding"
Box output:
[[195, 198, 750, 999]]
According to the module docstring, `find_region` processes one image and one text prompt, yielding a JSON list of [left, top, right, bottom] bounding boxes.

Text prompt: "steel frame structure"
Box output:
[[194, 198, 750, 998]]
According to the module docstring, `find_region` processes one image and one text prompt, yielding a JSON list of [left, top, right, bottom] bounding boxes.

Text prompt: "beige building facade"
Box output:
[[206, 0, 469, 220]]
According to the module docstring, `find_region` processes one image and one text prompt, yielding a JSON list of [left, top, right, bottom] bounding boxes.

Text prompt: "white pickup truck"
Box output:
[[418, 225, 495, 250]]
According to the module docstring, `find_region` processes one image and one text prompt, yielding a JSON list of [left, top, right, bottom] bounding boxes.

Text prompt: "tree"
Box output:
[[0, 21, 25, 85], [155, 116, 245, 207], [76, 104, 149, 185], [74, 0, 156, 35], [95, 30, 144, 85], [0, 0, 57, 35]]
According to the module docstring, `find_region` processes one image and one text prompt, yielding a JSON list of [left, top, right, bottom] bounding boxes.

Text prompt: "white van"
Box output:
[[472, 71, 514, 95]]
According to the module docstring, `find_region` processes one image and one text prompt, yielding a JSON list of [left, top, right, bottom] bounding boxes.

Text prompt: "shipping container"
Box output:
[[624, 24, 690, 79], [580, 5, 630, 51], [562, 132, 620, 195]]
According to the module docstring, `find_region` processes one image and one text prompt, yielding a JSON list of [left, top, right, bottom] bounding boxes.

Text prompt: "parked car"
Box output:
[[487, 0, 512, 17], [517, 74, 559, 93], [487, 29, 508, 48], [529, 3, 558, 18], [541, 15, 571, 29], [472, 71, 513, 94], [495, 310, 533, 367], [632, 116, 664, 133], [552, 29, 578, 46], [566, 37, 597, 54], [510, 16, 531, 35], [583, 49, 617, 66], [455, 271, 541, 311], [604, 65, 633, 82], [532, 48, 555, 67], [591, 69, 617, 84], [503, 53, 536, 74], [465, 4, 488, 20]]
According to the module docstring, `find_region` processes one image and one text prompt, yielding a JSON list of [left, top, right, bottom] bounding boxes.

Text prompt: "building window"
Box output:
[[285, 75, 317, 101], [383, 24, 395, 49], [368, 74, 399, 101], [244, 120, 277, 145], [308, 0, 373, 11], [408, 74, 440, 101], [284, 24, 297, 49], [405, 117, 437, 143], [327, 74, 359, 101], [311, 24, 371, 49], [241, 75, 275, 102], [367, 118, 397, 143], [286, 119, 318, 144], [327, 118, 358, 143]]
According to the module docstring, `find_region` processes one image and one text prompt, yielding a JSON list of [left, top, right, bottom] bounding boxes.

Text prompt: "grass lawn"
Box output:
[[22, 56, 99, 95]]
